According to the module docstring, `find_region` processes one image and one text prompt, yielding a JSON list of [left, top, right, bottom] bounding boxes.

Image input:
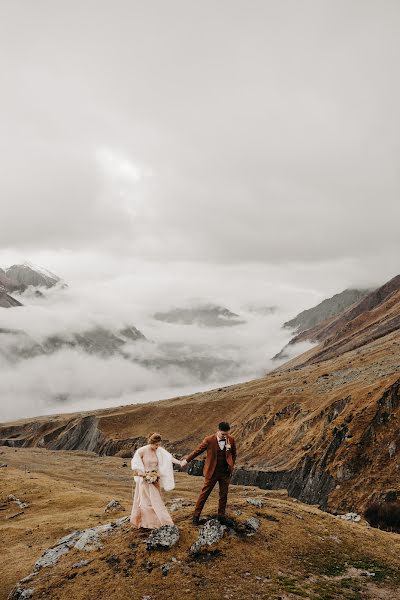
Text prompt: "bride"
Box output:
[[130, 432, 185, 529]]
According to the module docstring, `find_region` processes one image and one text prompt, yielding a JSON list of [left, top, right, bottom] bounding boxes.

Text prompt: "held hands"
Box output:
[[180, 459, 188, 467]]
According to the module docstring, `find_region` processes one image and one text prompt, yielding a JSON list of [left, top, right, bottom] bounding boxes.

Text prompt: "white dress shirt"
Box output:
[[217, 438, 226, 450]]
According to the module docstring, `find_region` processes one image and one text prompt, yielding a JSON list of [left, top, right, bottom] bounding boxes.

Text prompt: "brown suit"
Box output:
[[185, 433, 237, 517]]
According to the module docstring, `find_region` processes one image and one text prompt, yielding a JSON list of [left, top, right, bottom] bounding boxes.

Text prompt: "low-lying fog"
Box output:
[[0, 260, 320, 421]]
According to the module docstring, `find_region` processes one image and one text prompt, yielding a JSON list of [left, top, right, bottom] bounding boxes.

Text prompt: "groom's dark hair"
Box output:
[[218, 421, 231, 431]]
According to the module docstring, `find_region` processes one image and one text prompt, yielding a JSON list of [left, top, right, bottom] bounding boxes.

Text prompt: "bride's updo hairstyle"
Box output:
[[147, 432, 162, 445]]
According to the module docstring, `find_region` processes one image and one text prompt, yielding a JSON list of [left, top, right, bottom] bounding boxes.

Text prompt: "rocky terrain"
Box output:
[[0, 262, 65, 308], [1, 262, 62, 292], [2, 447, 400, 600], [0, 269, 19, 293], [277, 274, 400, 368], [1, 273, 399, 517], [283, 288, 373, 335], [0, 287, 22, 309]]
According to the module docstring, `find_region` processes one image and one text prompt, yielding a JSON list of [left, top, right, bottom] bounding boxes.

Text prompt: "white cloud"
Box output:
[[0, 2, 399, 420]]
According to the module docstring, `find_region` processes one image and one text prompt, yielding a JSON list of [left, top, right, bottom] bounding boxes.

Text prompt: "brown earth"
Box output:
[[2, 447, 400, 600]]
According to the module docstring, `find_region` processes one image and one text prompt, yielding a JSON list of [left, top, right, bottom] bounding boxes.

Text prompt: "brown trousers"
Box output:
[[194, 467, 231, 517]]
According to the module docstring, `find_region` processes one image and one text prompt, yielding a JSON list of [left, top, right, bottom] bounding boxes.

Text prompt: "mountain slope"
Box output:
[[0, 286, 22, 308], [4, 262, 62, 292], [284, 287, 373, 334], [1, 274, 399, 515], [279, 274, 400, 369], [0, 268, 19, 292]]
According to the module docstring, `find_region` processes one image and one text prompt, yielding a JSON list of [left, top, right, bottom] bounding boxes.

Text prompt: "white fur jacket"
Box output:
[[131, 446, 176, 491]]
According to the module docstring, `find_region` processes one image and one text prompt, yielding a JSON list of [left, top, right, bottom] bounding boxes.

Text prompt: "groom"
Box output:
[[181, 422, 237, 524]]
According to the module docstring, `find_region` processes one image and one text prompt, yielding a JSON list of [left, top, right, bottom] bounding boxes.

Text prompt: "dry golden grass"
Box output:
[[2, 447, 400, 600]]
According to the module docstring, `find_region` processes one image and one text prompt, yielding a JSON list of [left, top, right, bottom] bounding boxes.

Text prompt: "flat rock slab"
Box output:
[[190, 518, 226, 554], [146, 525, 180, 551]]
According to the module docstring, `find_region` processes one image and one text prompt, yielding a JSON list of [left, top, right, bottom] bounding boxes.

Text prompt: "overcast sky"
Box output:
[[0, 0, 399, 292], [1, 2, 400, 420]]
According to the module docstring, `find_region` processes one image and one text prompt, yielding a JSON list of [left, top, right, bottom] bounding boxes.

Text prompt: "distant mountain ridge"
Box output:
[[279, 274, 400, 368], [273, 286, 375, 362], [0, 324, 147, 364], [1, 261, 63, 293], [284, 288, 373, 334], [154, 303, 245, 327]]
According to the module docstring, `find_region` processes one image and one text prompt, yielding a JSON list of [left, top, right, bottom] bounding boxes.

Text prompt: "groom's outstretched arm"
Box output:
[[184, 437, 209, 463]]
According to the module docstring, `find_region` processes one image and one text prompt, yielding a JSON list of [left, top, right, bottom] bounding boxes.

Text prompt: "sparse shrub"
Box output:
[[364, 501, 400, 532]]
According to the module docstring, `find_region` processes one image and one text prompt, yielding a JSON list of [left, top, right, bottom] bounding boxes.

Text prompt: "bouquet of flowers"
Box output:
[[143, 469, 160, 484]]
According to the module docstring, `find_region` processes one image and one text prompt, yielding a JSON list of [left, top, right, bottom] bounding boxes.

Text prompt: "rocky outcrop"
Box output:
[[0, 287, 22, 308], [7, 517, 129, 600], [4, 262, 61, 292], [189, 519, 226, 554], [146, 525, 180, 551], [188, 457, 335, 509], [51, 416, 105, 452], [0, 269, 18, 292]]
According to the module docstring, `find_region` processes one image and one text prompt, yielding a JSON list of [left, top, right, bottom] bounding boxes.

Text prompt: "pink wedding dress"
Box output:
[[130, 453, 174, 529]]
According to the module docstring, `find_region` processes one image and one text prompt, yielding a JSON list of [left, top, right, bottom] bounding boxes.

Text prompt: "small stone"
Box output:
[[246, 498, 263, 508], [160, 563, 174, 576], [338, 512, 361, 522], [142, 560, 153, 573], [8, 588, 34, 600], [8, 495, 30, 509], [245, 517, 260, 532], [146, 525, 180, 551], [389, 441, 396, 458], [104, 499, 125, 513], [72, 560, 90, 568]]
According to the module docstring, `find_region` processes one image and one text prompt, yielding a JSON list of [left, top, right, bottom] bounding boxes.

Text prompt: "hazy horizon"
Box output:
[[1, 1, 399, 420]]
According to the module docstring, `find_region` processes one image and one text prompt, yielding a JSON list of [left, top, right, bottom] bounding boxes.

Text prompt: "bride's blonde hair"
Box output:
[[147, 432, 162, 445]]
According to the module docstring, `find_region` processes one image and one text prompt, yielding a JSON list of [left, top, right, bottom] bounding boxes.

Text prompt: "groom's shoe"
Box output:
[[192, 515, 200, 525], [217, 514, 234, 527]]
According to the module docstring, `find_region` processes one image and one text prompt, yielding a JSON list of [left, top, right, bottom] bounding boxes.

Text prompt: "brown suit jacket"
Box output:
[[185, 433, 237, 479]]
